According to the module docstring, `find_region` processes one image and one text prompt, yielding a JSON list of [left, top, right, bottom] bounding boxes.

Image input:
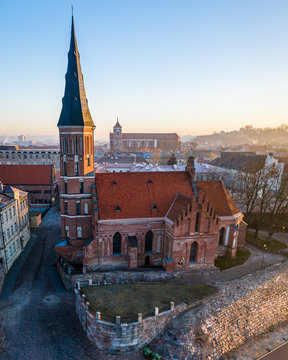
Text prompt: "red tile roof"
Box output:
[[0, 165, 54, 185], [196, 181, 240, 216], [95, 172, 194, 219], [166, 193, 192, 221]]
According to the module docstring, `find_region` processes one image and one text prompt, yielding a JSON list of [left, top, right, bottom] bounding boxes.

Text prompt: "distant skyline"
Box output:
[[0, 0, 288, 139]]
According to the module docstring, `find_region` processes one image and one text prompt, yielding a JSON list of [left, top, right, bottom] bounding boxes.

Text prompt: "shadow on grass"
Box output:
[[214, 248, 251, 271]]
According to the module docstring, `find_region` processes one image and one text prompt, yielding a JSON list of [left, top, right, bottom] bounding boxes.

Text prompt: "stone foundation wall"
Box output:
[[75, 288, 203, 353], [58, 260, 218, 290], [153, 261, 288, 359]]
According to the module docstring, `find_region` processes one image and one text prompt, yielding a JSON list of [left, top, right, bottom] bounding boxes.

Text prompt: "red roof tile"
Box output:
[[0, 165, 54, 185], [196, 181, 240, 216], [166, 193, 192, 221], [95, 172, 194, 220]]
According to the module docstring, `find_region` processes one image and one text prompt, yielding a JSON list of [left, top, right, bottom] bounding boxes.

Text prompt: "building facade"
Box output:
[[56, 18, 246, 272], [0, 148, 60, 171], [109, 119, 181, 153], [0, 164, 58, 205], [0, 183, 30, 273]]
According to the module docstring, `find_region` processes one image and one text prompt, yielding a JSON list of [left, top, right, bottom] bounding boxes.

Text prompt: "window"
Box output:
[[7, 228, 10, 239], [5, 211, 7, 221], [9, 209, 12, 218], [189, 242, 198, 263], [76, 201, 81, 215], [9, 246, 12, 256], [195, 212, 200, 233], [77, 226, 82, 238], [63, 161, 67, 176], [13, 242, 16, 253], [65, 201, 68, 215], [17, 239, 20, 249], [113, 232, 121, 255], [14, 223, 17, 232], [3, 231, 5, 241], [219, 227, 225, 246], [115, 205, 121, 211], [80, 181, 84, 194], [87, 156, 90, 167], [11, 225, 14, 235], [84, 203, 88, 214], [13, 206, 16, 216], [145, 230, 153, 252], [152, 204, 157, 210], [65, 226, 69, 239], [75, 137, 78, 154], [75, 161, 79, 176], [64, 182, 68, 194]]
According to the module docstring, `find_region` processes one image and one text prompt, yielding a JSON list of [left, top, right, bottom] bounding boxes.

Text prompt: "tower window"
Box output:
[[76, 202, 81, 215], [152, 204, 157, 210], [115, 205, 121, 211], [148, 180, 153, 184], [63, 161, 67, 176], [80, 181, 84, 193], [64, 201, 68, 215], [75, 137, 78, 154], [87, 156, 90, 167], [75, 161, 79, 176], [64, 182, 68, 194]]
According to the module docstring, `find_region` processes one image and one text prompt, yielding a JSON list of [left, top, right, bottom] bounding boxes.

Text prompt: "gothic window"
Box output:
[[80, 181, 84, 193], [76, 201, 81, 215], [84, 203, 88, 214], [145, 230, 153, 252], [87, 156, 90, 167], [219, 227, 225, 246], [113, 232, 121, 255], [75, 161, 79, 176], [71, 137, 74, 154], [189, 242, 198, 263], [65, 226, 69, 239], [64, 201, 68, 215], [77, 226, 82, 238], [80, 137, 83, 155], [63, 161, 67, 176], [195, 212, 200, 233], [64, 182, 68, 194], [87, 137, 90, 154], [75, 137, 78, 154]]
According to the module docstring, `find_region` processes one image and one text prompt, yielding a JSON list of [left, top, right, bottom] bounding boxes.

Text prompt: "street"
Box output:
[[0, 207, 140, 360]]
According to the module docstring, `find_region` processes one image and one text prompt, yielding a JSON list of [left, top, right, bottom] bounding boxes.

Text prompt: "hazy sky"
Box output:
[[0, 0, 288, 139]]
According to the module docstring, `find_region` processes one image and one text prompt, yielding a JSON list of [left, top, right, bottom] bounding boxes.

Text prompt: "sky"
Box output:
[[0, 0, 288, 140]]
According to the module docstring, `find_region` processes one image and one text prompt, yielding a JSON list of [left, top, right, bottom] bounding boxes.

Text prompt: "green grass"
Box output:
[[214, 248, 251, 271], [246, 232, 287, 251], [81, 283, 216, 317]]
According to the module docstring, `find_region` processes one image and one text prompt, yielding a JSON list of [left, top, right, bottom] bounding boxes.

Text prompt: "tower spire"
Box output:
[[58, 16, 95, 128]]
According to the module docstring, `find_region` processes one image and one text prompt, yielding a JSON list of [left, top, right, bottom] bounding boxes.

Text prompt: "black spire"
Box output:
[[58, 16, 95, 128]]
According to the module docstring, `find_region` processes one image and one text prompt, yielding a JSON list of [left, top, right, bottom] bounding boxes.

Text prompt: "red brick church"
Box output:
[[56, 17, 246, 271]]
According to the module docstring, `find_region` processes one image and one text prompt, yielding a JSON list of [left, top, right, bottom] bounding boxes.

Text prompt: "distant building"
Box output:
[[0, 148, 60, 170], [0, 164, 58, 206], [109, 119, 181, 153], [18, 135, 26, 145], [0, 183, 30, 273]]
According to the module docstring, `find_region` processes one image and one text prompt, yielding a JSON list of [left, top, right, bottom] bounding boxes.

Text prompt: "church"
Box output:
[[56, 17, 247, 272]]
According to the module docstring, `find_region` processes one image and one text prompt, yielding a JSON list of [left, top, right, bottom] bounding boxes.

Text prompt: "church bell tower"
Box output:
[[57, 16, 95, 244]]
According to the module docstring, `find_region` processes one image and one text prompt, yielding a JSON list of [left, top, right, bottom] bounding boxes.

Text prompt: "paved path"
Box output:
[[0, 207, 142, 360]]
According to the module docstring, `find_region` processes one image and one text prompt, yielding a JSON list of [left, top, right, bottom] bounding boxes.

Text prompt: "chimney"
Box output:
[[186, 156, 195, 182]]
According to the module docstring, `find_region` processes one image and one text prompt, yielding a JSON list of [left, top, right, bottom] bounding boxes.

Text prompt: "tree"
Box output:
[[167, 153, 177, 165]]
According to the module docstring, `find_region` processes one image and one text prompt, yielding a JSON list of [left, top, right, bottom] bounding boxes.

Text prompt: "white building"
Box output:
[[0, 183, 30, 273]]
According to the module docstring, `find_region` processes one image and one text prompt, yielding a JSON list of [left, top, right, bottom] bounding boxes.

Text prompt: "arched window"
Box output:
[[219, 227, 225, 246], [113, 232, 121, 255], [145, 230, 153, 252], [189, 242, 198, 263], [84, 203, 88, 214]]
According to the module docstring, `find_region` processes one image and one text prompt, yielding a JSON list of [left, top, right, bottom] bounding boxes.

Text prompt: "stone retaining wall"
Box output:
[[152, 261, 288, 359], [74, 288, 213, 353], [58, 261, 218, 290]]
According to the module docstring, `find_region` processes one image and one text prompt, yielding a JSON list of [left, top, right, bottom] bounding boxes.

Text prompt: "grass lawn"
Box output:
[[214, 248, 251, 271], [246, 232, 287, 251], [81, 283, 216, 317]]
